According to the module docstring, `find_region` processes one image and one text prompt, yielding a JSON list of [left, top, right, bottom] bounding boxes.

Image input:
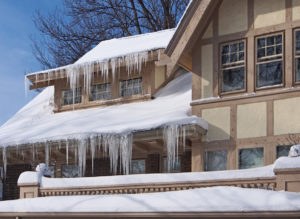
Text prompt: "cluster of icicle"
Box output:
[[1, 124, 187, 178], [25, 51, 151, 99]]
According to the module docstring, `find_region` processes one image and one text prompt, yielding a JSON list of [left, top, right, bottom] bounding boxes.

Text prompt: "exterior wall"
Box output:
[[154, 66, 166, 89], [190, 0, 300, 171]]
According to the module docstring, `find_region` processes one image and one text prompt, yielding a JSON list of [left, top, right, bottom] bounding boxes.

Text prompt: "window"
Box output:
[[205, 150, 227, 171], [256, 33, 283, 88], [294, 30, 300, 82], [120, 77, 142, 97], [276, 145, 292, 158], [62, 165, 79, 178], [90, 83, 111, 101], [130, 159, 146, 174], [163, 157, 181, 172], [239, 147, 264, 169], [220, 40, 246, 93], [62, 88, 82, 106]]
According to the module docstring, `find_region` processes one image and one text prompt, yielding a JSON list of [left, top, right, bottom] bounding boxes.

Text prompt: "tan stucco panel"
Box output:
[[154, 66, 165, 89], [274, 97, 300, 135], [254, 0, 285, 29], [203, 21, 213, 39], [237, 102, 267, 139], [218, 0, 248, 36], [292, 0, 300, 21], [201, 44, 213, 99], [202, 107, 231, 141]]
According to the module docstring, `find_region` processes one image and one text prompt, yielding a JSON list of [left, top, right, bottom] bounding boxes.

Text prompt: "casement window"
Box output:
[[239, 147, 264, 169], [120, 77, 142, 97], [62, 165, 79, 178], [90, 83, 111, 101], [220, 40, 246, 93], [276, 145, 292, 158], [205, 150, 227, 171], [256, 33, 283, 88], [62, 88, 82, 106], [294, 30, 300, 82], [130, 159, 146, 174]]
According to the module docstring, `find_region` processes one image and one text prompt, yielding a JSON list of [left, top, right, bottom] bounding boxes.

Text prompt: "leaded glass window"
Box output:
[[62, 88, 82, 106], [120, 77, 142, 97], [295, 30, 300, 82], [276, 145, 292, 158], [239, 147, 264, 169], [62, 165, 79, 178], [130, 159, 146, 174], [90, 83, 111, 101], [220, 40, 245, 93], [256, 34, 283, 88], [205, 150, 227, 171]]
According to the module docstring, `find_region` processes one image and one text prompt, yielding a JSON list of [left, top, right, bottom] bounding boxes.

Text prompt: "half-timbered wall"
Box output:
[[191, 0, 300, 171]]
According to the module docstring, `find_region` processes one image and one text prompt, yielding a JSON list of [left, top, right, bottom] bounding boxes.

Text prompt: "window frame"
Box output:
[[254, 31, 285, 91], [219, 39, 247, 95], [89, 82, 111, 102], [119, 77, 143, 97], [61, 87, 82, 106], [293, 28, 300, 85]]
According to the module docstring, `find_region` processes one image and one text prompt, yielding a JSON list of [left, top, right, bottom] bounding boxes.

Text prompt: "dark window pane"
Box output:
[[238, 52, 244, 61], [222, 45, 229, 54], [222, 67, 245, 92], [296, 31, 300, 41], [276, 145, 292, 158], [256, 61, 283, 88], [239, 42, 244, 51], [275, 35, 282, 44], [163, 157, 181, 173], [257, 38, 265, 48], [230, 44, 237, 52], [295, 58, 300, 82], [239, 148, 264, 169], [62, 165, 79, 178], [130, 160, 146, 174], [267, 36, 274, 46], [296, 42, 300, 54], [222, 55, 230, 64], [267, 47, 275, 56], [205, 150, 227, 171], [276, 45, 282, 55], [257, 48, 265, 59], [230, 53, 237, 62]]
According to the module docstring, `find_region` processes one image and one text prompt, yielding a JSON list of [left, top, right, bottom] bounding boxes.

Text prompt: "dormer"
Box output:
[[26, 29, 175, 112]]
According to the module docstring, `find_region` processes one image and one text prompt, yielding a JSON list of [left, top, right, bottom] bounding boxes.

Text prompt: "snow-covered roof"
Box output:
[[0, 72, 207, 147], [1, 186, 300, 213], [27, 29, 175, 76]]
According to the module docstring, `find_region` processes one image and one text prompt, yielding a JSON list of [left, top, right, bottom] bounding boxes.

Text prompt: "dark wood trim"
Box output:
[[213, 10, 219, 97]]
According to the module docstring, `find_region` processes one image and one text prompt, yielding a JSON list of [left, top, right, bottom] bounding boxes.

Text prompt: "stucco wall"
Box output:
[[154, 66, 165, 89], [254, 0, 285, 29], [202, 107, 231, 141], [274, 97, 300, 135], [218, 0, 248, 36], [237, 102, 267, 139], [292, 0, 300, 21], [201, 44, 213, 99], [203, 21, 213, 39]]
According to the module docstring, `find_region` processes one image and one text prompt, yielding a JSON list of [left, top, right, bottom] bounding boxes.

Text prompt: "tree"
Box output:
[[31, 0, 189, 69]]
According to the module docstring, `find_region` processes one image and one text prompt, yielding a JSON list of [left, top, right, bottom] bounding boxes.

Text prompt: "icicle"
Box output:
[[77, 139, 87, 177], [2, 147, 7, 179], [163, 125, 180, 172], [24, 76, 29, 97], [66, 140, 69, 165], [32, 144, 35, 162], [45, 142, 49, 165], [90, 136, 96, 176], [119, 134, 132, 175]]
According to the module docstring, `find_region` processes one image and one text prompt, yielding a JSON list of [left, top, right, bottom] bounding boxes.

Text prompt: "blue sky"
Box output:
[[0, 0, 63, 126]]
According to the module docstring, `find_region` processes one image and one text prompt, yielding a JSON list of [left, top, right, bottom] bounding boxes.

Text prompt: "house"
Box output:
[[0, 0, 300, 214]]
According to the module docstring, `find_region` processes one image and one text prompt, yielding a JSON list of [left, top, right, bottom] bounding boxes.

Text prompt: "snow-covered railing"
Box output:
[[18, 156, 300, 199]]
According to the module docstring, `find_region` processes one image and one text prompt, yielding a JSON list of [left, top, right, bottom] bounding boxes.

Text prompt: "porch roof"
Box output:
[[0, 71, 207, 147]]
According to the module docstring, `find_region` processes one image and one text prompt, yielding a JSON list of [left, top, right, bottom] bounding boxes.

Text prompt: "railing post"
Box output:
[[18, 183, 39, 199], [274, 168, 300, 192]]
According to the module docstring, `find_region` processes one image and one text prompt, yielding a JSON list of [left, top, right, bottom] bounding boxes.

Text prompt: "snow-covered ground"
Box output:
[[0, 186, 300, 212]]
